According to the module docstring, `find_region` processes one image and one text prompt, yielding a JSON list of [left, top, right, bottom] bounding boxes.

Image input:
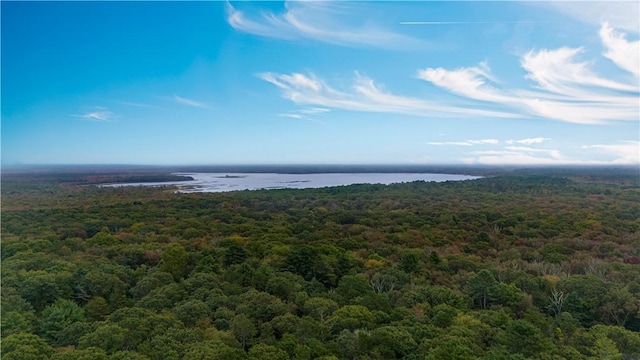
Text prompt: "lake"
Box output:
[[103, 172, 481, 193]]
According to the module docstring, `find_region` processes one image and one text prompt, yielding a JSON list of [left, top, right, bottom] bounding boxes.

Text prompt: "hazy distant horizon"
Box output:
[[3, 163, 638, 177]]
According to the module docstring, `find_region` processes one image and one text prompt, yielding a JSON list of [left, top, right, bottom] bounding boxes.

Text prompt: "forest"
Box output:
[[1, 166, 640, 360]]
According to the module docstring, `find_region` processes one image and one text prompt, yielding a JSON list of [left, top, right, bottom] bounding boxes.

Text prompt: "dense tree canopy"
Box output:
[[2, 167, 639, 359]]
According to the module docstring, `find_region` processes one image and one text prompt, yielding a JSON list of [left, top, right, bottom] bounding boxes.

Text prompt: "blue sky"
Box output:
[[2, 1, 638, 165]]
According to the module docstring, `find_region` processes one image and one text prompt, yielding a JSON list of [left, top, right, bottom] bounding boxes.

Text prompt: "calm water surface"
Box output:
[[104, 172, 481, 193]]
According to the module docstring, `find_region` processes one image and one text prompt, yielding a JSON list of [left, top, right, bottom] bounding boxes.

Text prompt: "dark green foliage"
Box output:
[[161, 244, 189, 281], [500, 319, 554, 357], [223, 243, 248, 268], [2, 168, 639, 359], [173, 299, 210, 327], [1, 311, 37, 337], [40, 299, 85, 345], [50, 347, 109, 360]]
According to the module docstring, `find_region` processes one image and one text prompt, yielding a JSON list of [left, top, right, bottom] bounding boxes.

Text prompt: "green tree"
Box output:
[[161, 244, 188, 281], [50, 347, 109, 360], [110, 351, 151, 360], [303, 297, 339, 324], [84, 296, 111, 321], [86, 228, 119, 246], [328, 305, 375, 332], [13, 269, 73, 311], [235, 289, 287, 323], [422, 337, 476, 360], [41, 299, 85, 346], [500, 319, 554, 357], [1, 332, 55, 359], [248, 343, 290, 360], [55, 322, 97, 348], [365, 326, 417, 358], [591, 337, 623, 360], [137, 335, 182, 360], [230, 314, 257, 350], [598, 286, 640, 326], [589, 325, 640, 358], [223, 243, 248, 268], [335, 274, 374, 304], [173, 300, 210, 327], [182, 340, 246, 360], [1, 311, 37, 337], [467, 269, 500, 310], [77, 324, 126, 354]]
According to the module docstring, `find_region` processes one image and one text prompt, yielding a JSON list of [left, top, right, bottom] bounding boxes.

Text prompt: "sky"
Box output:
[[1, 1, 639, 166]]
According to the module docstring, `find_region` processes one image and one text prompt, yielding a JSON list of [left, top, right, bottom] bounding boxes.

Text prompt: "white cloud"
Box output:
[[462, 141, 640, 165], [226, 1, 425, 49], [428, 141, 474, 146], [468, 139, 499, 145], [506, 137, 550, 145], [463, 145, 575, 165], [278, 113, 304, 119], [582, 141, 640, 164], [279, 107, 331, 120], [72, 107, 115, 122], [521, 46, 637, 93], [463, 149, 567, 165], [417, 63, 511, 103], [259, 71, 517, 119], [298, 107, 331, 115], [417, 24, 639, 124], [600, 22, 640, 77], [429, 139, 499, 146], [173, 95, 210, 109]]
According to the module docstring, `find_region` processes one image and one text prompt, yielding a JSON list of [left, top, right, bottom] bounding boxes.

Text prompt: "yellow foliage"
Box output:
[[543, 274, 561, 285], [364, 258, 385, 269]]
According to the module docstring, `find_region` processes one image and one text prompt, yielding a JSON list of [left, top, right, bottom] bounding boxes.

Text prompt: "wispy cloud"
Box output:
[[506, 137, 550, 145], [279, 107, 330, 120], [600, 22, 640, 77], [173, 95, 210, 109], [227, 1, 425, 49], [400, 21, 551, 25], [254, 20, 637, 126], [118, 101, 161, 109], [417, 24, 639, 124], [71, 106, 115, 122], [428, 139, 499, 146], [259, 71, 517, 119]]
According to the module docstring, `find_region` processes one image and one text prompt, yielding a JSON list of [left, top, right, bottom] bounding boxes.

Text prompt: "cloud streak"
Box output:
[[429, 139, 499, 146], [279, 107, 331, 120], [72, 107, 115, 122], [417, 24, 639, 124], [506, 137, 550, 145], [259, 71, 518, 119], [173, 95, 210, 109], [260, 25, 636, 125], [227, 1, 425, 49]]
